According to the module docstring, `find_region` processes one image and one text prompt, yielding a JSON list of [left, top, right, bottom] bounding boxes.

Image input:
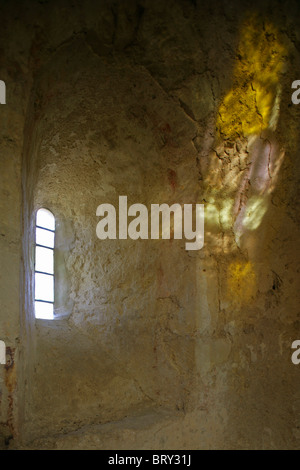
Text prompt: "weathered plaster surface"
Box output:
[[0, 0, 299, 449]]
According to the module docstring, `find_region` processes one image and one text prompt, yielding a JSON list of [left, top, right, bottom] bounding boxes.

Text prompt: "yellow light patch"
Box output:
[[242, 196, 268, 231], [217, 15, 286, 139], [227, 261, 256, 305]]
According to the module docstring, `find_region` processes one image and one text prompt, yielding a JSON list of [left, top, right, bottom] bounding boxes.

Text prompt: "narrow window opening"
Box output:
[[34, 208, 55, 319]]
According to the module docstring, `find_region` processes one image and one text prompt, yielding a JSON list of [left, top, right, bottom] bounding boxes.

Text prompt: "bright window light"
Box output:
[[35, 301, 54, 320], [35, 246, 54, 274], [35, 208, 55, 319], [35, 272, 54, 302], [36, 208, 55, 231], [36, 227, 55, 248]]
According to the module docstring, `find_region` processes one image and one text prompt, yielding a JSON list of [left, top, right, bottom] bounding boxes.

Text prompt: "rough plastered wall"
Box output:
[[0, 0, 300, 449], [0, 54, 24, 449], [22, 30, 202, 443], [0, 0, 34, 447]]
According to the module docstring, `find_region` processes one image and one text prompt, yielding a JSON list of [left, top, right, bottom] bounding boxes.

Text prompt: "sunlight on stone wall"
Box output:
[[226, 261, 256, 306], [216, 14, 286, 139], [201, 13, 287, 256], [196, 12, 289, 326]]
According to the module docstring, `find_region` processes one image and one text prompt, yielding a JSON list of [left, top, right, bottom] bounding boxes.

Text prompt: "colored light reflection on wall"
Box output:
[[227, 261, 256, 305], [216, 15, 286, 139]]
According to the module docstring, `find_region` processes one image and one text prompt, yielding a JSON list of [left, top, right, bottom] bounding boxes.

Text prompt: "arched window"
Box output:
[[34, 208, 55, 319]]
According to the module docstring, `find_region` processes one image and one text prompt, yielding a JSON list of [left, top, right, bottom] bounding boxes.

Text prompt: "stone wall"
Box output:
[[0, 0, 299, 449]]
